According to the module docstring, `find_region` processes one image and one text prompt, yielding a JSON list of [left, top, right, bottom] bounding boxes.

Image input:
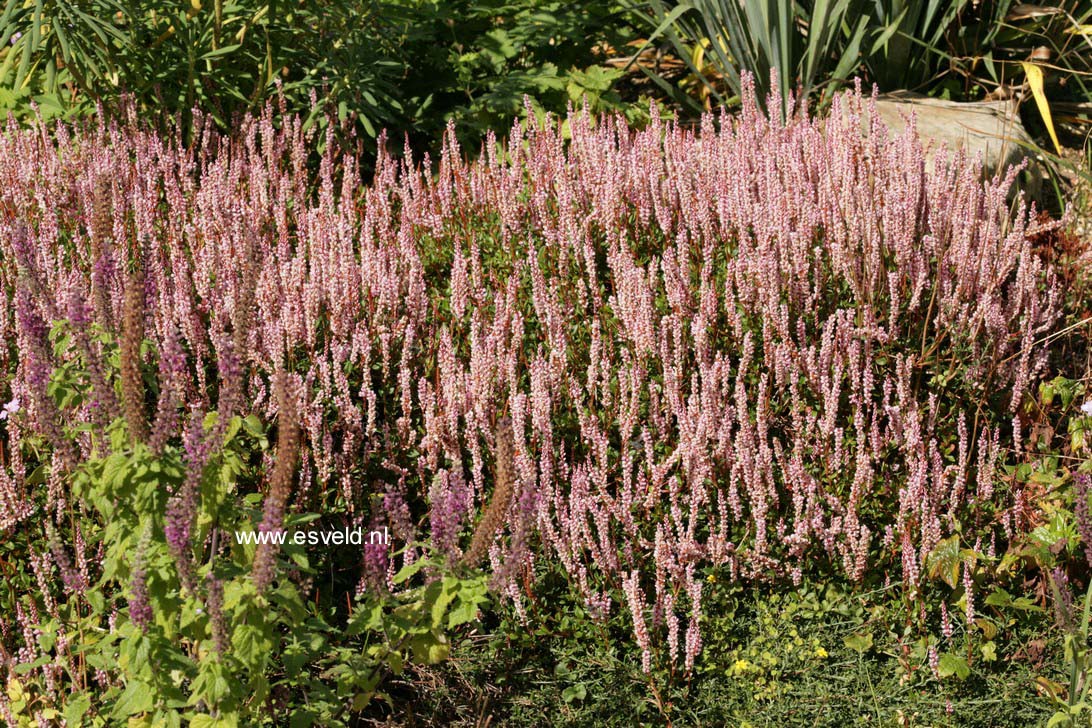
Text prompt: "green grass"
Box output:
[[358, 573, 1063, 727]]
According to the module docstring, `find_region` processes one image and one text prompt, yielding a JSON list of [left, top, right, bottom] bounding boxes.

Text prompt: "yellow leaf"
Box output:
[[1034, 675, 1066, 699], [6, 678, 24, 703], [1021, 62, 1062, 155], [1064, 25, 1092, 35], [691, 37, 710, 71]]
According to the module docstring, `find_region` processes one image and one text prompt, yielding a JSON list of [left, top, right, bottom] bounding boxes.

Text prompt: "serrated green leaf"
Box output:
[[64, 693, 92, 726], [112, 680, 153, 719]]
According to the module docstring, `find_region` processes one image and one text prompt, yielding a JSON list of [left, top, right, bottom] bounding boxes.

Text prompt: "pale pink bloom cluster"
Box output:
[[0, 78, 1060, 672]]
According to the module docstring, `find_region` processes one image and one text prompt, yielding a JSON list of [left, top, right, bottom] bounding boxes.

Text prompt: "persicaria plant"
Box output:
[[0, 76, 1066, 722]]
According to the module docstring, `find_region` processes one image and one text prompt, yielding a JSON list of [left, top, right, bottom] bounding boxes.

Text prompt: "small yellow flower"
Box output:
[[707, 573, 716, 583], [814, 646, 829, 659], [731, 659, 752, 675]]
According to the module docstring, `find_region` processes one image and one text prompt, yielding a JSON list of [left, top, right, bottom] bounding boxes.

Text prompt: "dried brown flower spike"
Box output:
[[252, 370, 302, 592], [462, 416, 515, 568], [120, 240, 148, 444], [90, 176, 115, 332]]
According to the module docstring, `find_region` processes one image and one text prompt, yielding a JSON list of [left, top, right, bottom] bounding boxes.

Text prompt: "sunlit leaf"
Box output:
[[1021, 61, 1062, 155]]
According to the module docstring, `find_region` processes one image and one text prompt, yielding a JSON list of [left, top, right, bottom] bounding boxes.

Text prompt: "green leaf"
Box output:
[[937, 653, 970, 680], [37, 628, 54, 653], [241, 414, 266, 440], [391, 557, 428, 585], [190, 713, 238, 728], [199, 43, 242, 61], [410, 633, 449, 664], [843, 632, 873, 653], [562, 683, 587, 703], [13, 655, 50, 674], [64, 693, 92, 727], [1010, 596, 1041, 612], [122, 632, 152, 674], [1040, 380, 1056, 406], [112, 680, 154, 719], [289, 709, 320, 728], [347, 602, 384, 636], [25, 463, 48, 487], [985, 589, 1013, 608], [232, 624, 271, 670], [925, 535, 962, 589], [429, 578, 459, 628], [282, 641, 310, 678], [447, 597, 480, 628], [189, 661, 234, 706], [387, 650, 404, 675], [1046, 712, 1071, 728]]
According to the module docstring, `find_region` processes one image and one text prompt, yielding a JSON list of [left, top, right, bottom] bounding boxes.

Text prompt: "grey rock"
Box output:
[[845, 90, 1043, 196]]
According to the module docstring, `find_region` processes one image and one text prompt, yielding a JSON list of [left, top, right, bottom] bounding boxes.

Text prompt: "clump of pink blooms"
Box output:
[[0, 77, 1062, 673]]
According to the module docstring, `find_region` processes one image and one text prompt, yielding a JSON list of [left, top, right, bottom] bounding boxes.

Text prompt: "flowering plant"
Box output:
[[0, 74, 1072, 718], [0, 321, 489, 725]]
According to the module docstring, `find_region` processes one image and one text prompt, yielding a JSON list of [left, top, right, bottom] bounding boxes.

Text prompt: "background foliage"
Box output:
[[0, 0, 645, 161]]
